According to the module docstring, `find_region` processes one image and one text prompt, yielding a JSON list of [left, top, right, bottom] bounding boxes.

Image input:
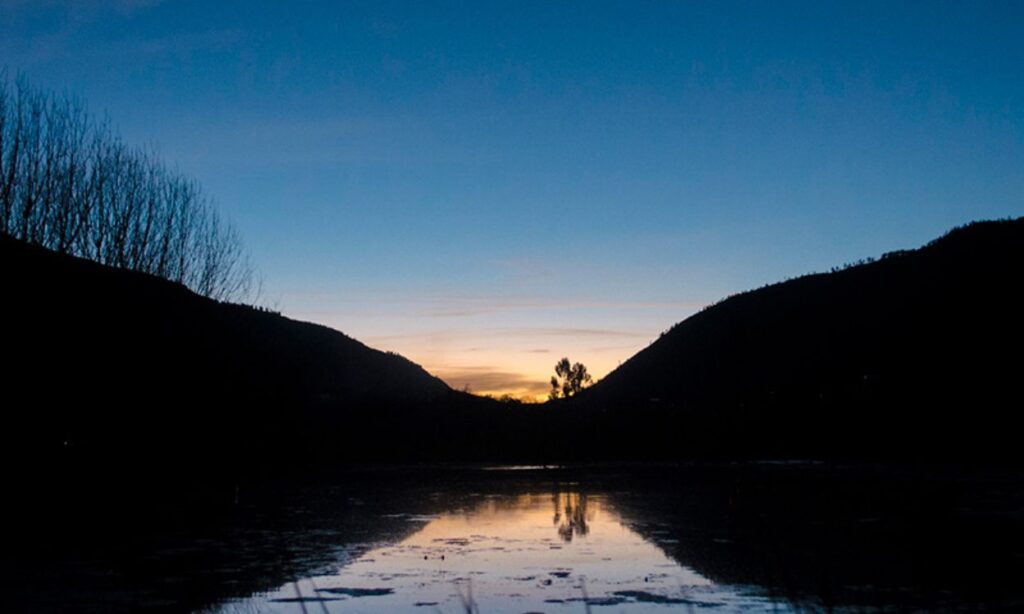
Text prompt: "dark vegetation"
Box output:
[[548, 356, 592, 400]]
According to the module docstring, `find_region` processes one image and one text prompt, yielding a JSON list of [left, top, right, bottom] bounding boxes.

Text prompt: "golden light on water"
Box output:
[[221, 488, 721, 613]]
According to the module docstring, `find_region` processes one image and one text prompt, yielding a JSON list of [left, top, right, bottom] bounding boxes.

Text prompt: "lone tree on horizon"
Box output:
[[0, 72, 256, 302], [549, 357, 592, 401]]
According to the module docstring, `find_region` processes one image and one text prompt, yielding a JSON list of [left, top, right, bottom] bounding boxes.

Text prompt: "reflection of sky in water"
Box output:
[[208, 492, 785, 613]]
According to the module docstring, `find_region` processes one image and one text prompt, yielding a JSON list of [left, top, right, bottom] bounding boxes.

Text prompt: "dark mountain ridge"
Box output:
[[4, 218, 1023, 474], [1, 233, 501, 485], [565, 218, 1024, 460]]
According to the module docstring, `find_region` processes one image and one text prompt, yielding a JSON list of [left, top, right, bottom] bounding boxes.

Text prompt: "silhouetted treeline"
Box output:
[[0, 72, 254, 300]]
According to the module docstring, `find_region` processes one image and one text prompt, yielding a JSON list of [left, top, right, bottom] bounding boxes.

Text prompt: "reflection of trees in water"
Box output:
[[552, 492, 590, 542]]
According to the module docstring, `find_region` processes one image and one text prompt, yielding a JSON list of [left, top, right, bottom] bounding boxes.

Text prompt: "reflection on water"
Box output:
[[209, 489, 771, 613], [7, 464, 1024, 613], [553, 492, 588, 542]]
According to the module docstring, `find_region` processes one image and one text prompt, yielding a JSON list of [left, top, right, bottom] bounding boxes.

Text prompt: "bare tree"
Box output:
[[0, 72, 256, 302]]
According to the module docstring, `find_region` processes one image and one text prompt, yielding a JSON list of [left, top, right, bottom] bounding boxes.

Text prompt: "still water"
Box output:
[[208, 488, 769, 613], [7, 463, 1024, 613]]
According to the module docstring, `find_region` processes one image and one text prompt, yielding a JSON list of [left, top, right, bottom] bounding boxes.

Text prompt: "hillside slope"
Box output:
[[5, 218, 1022, 470], [567, 218, 1024, 459], [1, 234, 480, 479]]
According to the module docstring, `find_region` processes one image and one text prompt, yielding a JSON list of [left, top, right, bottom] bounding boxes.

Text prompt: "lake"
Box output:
[[5, 463, 1024, 612]]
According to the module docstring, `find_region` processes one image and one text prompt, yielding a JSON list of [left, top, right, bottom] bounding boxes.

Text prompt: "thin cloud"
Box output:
[[362, 327, 652, 345], [434, 367, 550, 399], [420, 297, 705, 319], [517, 327, 650, 339], [282, 289, 704, 317]]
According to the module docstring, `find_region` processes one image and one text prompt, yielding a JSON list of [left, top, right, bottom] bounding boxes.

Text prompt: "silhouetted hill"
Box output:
[[5, 218, 1023, 475], [565, 218, 1024, 460], [1, 234, 512, 486]]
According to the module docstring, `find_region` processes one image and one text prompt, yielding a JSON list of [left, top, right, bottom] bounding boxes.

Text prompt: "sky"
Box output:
[[3, 1, 1022, 400]]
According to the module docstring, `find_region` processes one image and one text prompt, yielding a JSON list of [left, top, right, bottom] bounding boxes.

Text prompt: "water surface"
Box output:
[[209, 489, 772, 613], [6, 463, 1024, 613]]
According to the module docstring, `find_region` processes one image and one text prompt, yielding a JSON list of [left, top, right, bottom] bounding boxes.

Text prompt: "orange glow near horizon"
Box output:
[[287, 294, 705, 402], [392, 337, 648, 402]]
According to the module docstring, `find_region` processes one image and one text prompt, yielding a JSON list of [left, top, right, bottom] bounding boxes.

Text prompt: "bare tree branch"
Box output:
[[0, 73, 256, 302]]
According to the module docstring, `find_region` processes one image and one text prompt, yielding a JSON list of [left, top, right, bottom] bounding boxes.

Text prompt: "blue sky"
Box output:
[[3, 1, 1022, 398]]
